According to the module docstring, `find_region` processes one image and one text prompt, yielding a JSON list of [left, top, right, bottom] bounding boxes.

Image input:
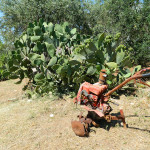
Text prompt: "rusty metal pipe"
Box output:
[[105, 73, 150, 97], [133, 67, 150, 76], [136, 80, 150, 87]]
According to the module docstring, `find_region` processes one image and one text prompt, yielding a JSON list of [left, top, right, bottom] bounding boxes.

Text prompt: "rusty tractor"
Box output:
[[71, 68, 150, 137]]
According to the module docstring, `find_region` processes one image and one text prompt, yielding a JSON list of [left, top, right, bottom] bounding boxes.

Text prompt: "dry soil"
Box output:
[[0, 79, 150, 150]]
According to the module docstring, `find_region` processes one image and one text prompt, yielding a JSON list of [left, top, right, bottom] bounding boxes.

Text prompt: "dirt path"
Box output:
[[0, 80, 150, 150]]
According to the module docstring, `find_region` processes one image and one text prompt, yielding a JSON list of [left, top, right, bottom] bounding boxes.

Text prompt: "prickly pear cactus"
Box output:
[[7, 19, 133, 97]]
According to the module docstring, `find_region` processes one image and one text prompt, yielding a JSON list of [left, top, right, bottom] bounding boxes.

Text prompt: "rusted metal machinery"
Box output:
[[71, 68, 150, 137]]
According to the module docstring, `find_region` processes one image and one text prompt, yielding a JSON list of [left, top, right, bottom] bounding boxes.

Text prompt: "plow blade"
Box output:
[[71, 121, 89, 137]]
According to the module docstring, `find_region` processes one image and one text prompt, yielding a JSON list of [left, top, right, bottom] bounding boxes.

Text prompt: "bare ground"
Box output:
[[0, 79, 150, 150]]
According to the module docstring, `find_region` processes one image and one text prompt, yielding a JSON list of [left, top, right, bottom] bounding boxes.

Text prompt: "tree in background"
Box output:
[[0, 40, 4, 52], [0, 0, 149, 65], [90, 0, 150, 65], [0, 0, 92, 46]]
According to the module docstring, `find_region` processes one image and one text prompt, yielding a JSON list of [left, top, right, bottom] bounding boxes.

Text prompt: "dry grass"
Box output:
[[0, 79, 28, 104], [0, 80, 150, 150]]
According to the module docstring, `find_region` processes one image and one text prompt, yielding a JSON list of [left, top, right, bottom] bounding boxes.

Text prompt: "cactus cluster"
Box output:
[[5, 20, 134, 97]]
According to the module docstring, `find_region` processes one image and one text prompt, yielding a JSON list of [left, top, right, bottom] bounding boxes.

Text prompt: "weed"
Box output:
[[28, 111, 36, 120]]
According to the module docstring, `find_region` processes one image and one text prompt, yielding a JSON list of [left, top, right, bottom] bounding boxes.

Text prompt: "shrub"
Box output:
[[6, 20, 134, 97]]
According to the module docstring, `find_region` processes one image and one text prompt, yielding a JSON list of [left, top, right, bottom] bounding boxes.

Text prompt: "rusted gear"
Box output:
[[71, 114, 92, 137], [71, 121, 89, 137], [105, 115, 111, 122]]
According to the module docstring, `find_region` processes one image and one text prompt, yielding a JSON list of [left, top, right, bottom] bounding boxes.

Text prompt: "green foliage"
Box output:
[[90, 0, 150, 65], [6, 20, 134, 96], [1, 0, 149, 65], [0, 0, 92, 50], [0, 53, 8, 80], [0, 40, 10, 81]]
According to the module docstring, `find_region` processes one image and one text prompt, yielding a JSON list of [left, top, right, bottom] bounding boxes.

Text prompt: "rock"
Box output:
[[50, 114, 54, 118], [27, 99, 32, 102]]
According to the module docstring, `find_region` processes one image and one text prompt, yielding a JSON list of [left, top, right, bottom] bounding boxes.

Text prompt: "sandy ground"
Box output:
[[0, 79, 150, 150]]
